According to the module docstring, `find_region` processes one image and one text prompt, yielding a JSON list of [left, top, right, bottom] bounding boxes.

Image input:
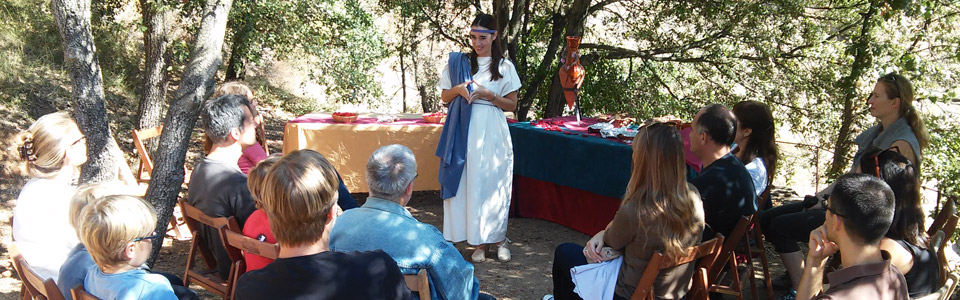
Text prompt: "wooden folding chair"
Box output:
[[8, 243, 66, 300], [403, 269, 431, 300], [927, 197, 958, 288], [745, 211, 774, 299], [69, 285, 101, 300], [132, 125, 163, 184], [219, 225, 280, 300], [927, 197, 957, 237], [704, 216, 754, 300], [632, 235, 724, 300], [132, 125, 190, 240], [179, 200, 240, 300]]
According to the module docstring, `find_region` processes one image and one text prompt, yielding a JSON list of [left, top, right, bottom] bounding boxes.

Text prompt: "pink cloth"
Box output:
[[238, 143, 268, 174], [537, 116, 702, 172], [287, 114, 443, 126]]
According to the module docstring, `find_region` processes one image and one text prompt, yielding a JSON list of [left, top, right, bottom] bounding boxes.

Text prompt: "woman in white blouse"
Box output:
[[13, 111, 87, 282], [438, 13, 522, 263], [732, 101, 778, 208]]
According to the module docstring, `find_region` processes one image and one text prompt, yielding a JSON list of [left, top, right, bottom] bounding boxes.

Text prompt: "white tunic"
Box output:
[[438, 56, 522, 244], [13, 176, 80, 282]]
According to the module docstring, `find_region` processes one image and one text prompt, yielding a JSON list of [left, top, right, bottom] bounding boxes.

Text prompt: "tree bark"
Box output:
[[51, 0, 134, 184], [224, 25, 249, 80], [400, 45, 408, 113], [138, 0, 174, 156], [516, 0, 590, 120], [515, 9, 564, 121], [224, 5, 253, 80], [543, 73, 565, 118], [144, 0, 234, 266], [827, 1, 878, 178]]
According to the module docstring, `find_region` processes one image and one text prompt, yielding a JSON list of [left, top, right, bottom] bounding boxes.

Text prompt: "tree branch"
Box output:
[[419, 4, 469, 48], [587, 0, 623, 15]]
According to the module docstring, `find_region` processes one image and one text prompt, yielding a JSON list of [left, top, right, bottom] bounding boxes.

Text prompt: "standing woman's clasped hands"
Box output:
[[453, 80, 474, 101], [469, 85, 495, 103]]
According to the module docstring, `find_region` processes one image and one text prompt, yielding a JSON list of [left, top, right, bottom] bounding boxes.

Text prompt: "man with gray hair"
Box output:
[[330, 144, 494, 300]]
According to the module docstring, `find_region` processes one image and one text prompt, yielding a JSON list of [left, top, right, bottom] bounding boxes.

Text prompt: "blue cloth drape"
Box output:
[[436, 52, 475, 199]]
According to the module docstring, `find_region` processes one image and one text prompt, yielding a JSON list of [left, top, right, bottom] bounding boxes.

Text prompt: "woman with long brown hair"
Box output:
[[545, 122, 705, 300], [732, 100, 778, 203]]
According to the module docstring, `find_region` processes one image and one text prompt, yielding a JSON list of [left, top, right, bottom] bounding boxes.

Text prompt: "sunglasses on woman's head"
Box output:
[[882, 75, 903, 99]]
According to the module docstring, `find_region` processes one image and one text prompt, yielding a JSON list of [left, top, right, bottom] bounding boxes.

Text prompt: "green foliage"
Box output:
[[247, 79, 320, 116], [924, 110, 960, 199], [379, 0, 960, 201], [226, 0, 387, 104], [0, 0, 71, 116]]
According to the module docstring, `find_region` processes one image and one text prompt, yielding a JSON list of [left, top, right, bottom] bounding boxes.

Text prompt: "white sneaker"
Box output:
[[542, 295, 554, 300], [496, 239, 511, 262], [472, 247, 486, 263]]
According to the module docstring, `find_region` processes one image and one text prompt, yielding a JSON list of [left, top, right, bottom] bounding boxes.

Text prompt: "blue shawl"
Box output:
[[436, 52, 474, 199]]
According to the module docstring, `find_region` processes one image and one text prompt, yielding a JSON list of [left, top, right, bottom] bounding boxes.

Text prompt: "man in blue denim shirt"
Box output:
[[331, 144, 493, 300]]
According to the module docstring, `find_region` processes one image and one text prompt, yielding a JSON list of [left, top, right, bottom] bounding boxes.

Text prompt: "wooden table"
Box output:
[[282, 113, 443, 193]]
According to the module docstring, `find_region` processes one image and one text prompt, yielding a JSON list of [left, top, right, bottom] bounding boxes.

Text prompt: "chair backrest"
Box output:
[[178, 200, 240, 299], [9, 244, 67, 300], [403, 269, 431, 300], [758, 186, 772, 211], [70, 285, 101, 300], [219, 224, 280, 300], [220, 226, 280, 264], [132, 125, 163, 183], [928, 198, 956, 236], [705, 216, 753, 280], [631, 235, 724, 300]]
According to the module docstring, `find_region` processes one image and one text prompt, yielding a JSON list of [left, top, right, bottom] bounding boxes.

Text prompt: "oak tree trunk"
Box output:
[[51, 0, 135, 184], [138, 0, 174, 155], [144, 0, 234, 265]]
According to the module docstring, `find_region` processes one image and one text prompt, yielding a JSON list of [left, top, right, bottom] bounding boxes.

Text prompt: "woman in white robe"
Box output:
[[438, 13, 522, 263]]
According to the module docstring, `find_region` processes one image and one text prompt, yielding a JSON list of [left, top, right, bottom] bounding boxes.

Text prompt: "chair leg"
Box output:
[[728, 255, 744, 300], [751, 221, 774, 299], [743, 239, 759, 300]]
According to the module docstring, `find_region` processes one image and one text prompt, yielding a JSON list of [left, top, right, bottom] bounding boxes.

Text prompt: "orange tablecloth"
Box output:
[[282, 113, 443, 193]]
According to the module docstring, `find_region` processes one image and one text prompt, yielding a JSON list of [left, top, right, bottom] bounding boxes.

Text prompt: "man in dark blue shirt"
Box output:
[[688, 104, 757, 239]]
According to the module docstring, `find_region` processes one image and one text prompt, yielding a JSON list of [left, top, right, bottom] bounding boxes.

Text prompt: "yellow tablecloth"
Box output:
[[282, 113, 443, 193]]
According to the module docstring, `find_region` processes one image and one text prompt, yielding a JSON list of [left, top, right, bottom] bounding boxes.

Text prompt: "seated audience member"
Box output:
[[545, 122, 705, 300], [760, 73, 927, 298], [206, 81, 359, 210], [13, 111, 86, 282], [188, 94, 259, 279], [796, 173, 908, 300], [59, 183, 196, 300], [861, 149, 939, 297], [241, 155, 282, 272], [209, 81, 269, 175], [688, 104, 757, 238], [331, 145, 493, 300], [731, 101, 778, 205], [80, 195, 179, 300], [235, 150, 412, 300]]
